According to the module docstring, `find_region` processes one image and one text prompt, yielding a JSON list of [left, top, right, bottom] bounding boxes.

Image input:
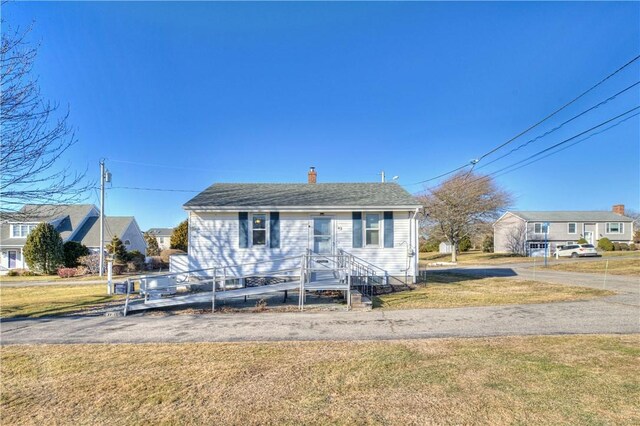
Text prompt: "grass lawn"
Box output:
[[374, 274, 613, 310], [543, 258, 640, 277], [1, 335, 638, 425], [420, 251, 532, 266], [0, 284, 124, 318]]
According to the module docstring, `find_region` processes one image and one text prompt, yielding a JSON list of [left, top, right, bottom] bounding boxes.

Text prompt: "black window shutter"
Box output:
[[352, 212, 363, 248], [239, 212, 249, 248], [269, 212, 280, 248], [384, 211, 394, 248]]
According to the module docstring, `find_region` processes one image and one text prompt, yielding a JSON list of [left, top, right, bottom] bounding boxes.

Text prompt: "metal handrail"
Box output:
[[338, 249, 387, 276], [124, 250, 391, 315]]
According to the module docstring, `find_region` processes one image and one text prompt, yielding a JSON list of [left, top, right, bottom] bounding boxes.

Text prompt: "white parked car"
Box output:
[[555, 244, 599, 258]]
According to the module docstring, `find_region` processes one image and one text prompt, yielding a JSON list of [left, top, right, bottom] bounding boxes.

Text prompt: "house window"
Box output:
[[533, 223, 548, 234], [251, 214, 267, 246], [11, 224, 37, 238], [365, 213, 380, 246], [606, 222, 623, 234], [124, 240, 131, 246], [567, 223, 577, 234], [529, 243, 548, 249]]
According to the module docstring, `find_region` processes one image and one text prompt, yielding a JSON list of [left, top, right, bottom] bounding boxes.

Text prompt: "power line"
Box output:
[[477, 80, 640, 170], [109, 186, 200, 193], [467, 106, 640, 185], [476, 54, 640, 161], [404, 54, 640, 187], [109, 159, 214, 173], [489, 112, 639, 181]]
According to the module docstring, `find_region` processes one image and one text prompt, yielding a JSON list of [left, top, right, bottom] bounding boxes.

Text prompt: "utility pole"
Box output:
[[544, 221, 549, 268], [99, 160, 111, 277]]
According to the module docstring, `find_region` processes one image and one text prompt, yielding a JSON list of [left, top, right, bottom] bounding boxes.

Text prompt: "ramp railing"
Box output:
[[123, 251, 392, 315]]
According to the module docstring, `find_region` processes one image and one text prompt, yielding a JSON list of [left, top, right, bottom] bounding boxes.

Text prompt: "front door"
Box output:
[[8, 250, 17, 269], [312, 217, 333, 254], [584, 231, 594, 245]]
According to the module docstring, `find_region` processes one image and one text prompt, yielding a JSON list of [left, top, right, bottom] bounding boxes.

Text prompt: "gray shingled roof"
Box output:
[[70, 216, 135, 247], [184, 183, 421, 209], [146, 227, 173, 236], [511, 211, 633, 222], [1, 204, 97, 246]]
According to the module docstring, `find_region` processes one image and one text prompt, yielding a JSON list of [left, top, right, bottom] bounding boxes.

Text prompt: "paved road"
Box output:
[[1, 266, 638, 345]]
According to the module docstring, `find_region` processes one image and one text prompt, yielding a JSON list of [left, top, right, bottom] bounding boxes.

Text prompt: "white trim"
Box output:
[[364, 212, 382, 248], [309, 215, 335, 255], [605, 222, 624, 234], [493, 211, 526, 225], [567, 222, 577, 234], [533, 222, 548, 234], [10, 223, 38, 238], [249, 212, 269, 247]]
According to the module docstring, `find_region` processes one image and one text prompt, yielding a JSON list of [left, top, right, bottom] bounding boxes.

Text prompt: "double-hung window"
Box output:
[[251, 214, 267, 246], [365, 213, 380, 247], [533, 223, 548, 234], [606, 222, 623, 234], [567, 223, 577, 234], [11, 224, 36, 238]]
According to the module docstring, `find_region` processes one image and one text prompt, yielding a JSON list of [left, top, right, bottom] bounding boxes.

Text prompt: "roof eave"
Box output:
[[184, 205, 422, 212]]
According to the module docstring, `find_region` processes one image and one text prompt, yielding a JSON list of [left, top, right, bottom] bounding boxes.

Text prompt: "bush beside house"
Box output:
[[63, 241, 90, 267], [597, 238, 614, 251], [23, 223, 64, 274]]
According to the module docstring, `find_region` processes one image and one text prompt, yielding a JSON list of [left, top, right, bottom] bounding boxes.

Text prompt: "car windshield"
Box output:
[[582, 244, 595, 248]]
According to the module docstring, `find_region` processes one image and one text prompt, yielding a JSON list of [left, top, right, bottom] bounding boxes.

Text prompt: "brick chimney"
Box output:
[[307, 167, 317, 184], [612, 204, 625, 215]]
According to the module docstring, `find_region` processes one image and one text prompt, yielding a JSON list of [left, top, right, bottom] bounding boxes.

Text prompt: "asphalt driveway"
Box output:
[[1, 265, 638, 345]]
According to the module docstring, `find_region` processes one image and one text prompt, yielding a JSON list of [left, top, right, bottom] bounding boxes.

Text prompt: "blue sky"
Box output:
[[4, 1, 639, 230]]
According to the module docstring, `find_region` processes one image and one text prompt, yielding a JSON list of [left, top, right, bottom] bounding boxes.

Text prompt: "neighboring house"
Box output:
[[493, 204, 634, 256], [0, 204, 146, 273], [181, 168, 422, 282], [146, 228, 173, 251]]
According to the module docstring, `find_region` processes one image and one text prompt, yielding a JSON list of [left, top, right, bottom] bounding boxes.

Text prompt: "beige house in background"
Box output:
[[146, 228, 173, 251], [493, 204, 634, 256]]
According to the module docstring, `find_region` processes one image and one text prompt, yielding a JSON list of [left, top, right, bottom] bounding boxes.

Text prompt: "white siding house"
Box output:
[[181, 170, 422, 282]]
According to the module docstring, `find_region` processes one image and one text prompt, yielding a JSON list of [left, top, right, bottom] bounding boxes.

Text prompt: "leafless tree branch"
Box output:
[[0, 22, 93, 217], [417, 171, 512, 262]]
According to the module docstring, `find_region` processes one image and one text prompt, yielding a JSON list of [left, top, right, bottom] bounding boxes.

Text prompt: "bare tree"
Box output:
[[418, 172, 512, 262], [1, 23, 90, 217], [504, 222, 527, 255]]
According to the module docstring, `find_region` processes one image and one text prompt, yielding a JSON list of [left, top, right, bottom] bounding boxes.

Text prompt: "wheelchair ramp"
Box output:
[[126, 281, 302, 313], [122, 250, 390, 315]]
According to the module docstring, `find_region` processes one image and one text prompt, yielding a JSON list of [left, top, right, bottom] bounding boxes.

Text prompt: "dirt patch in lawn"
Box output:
[[374, 273, 614, 310], [2, 335, 638, 425]]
